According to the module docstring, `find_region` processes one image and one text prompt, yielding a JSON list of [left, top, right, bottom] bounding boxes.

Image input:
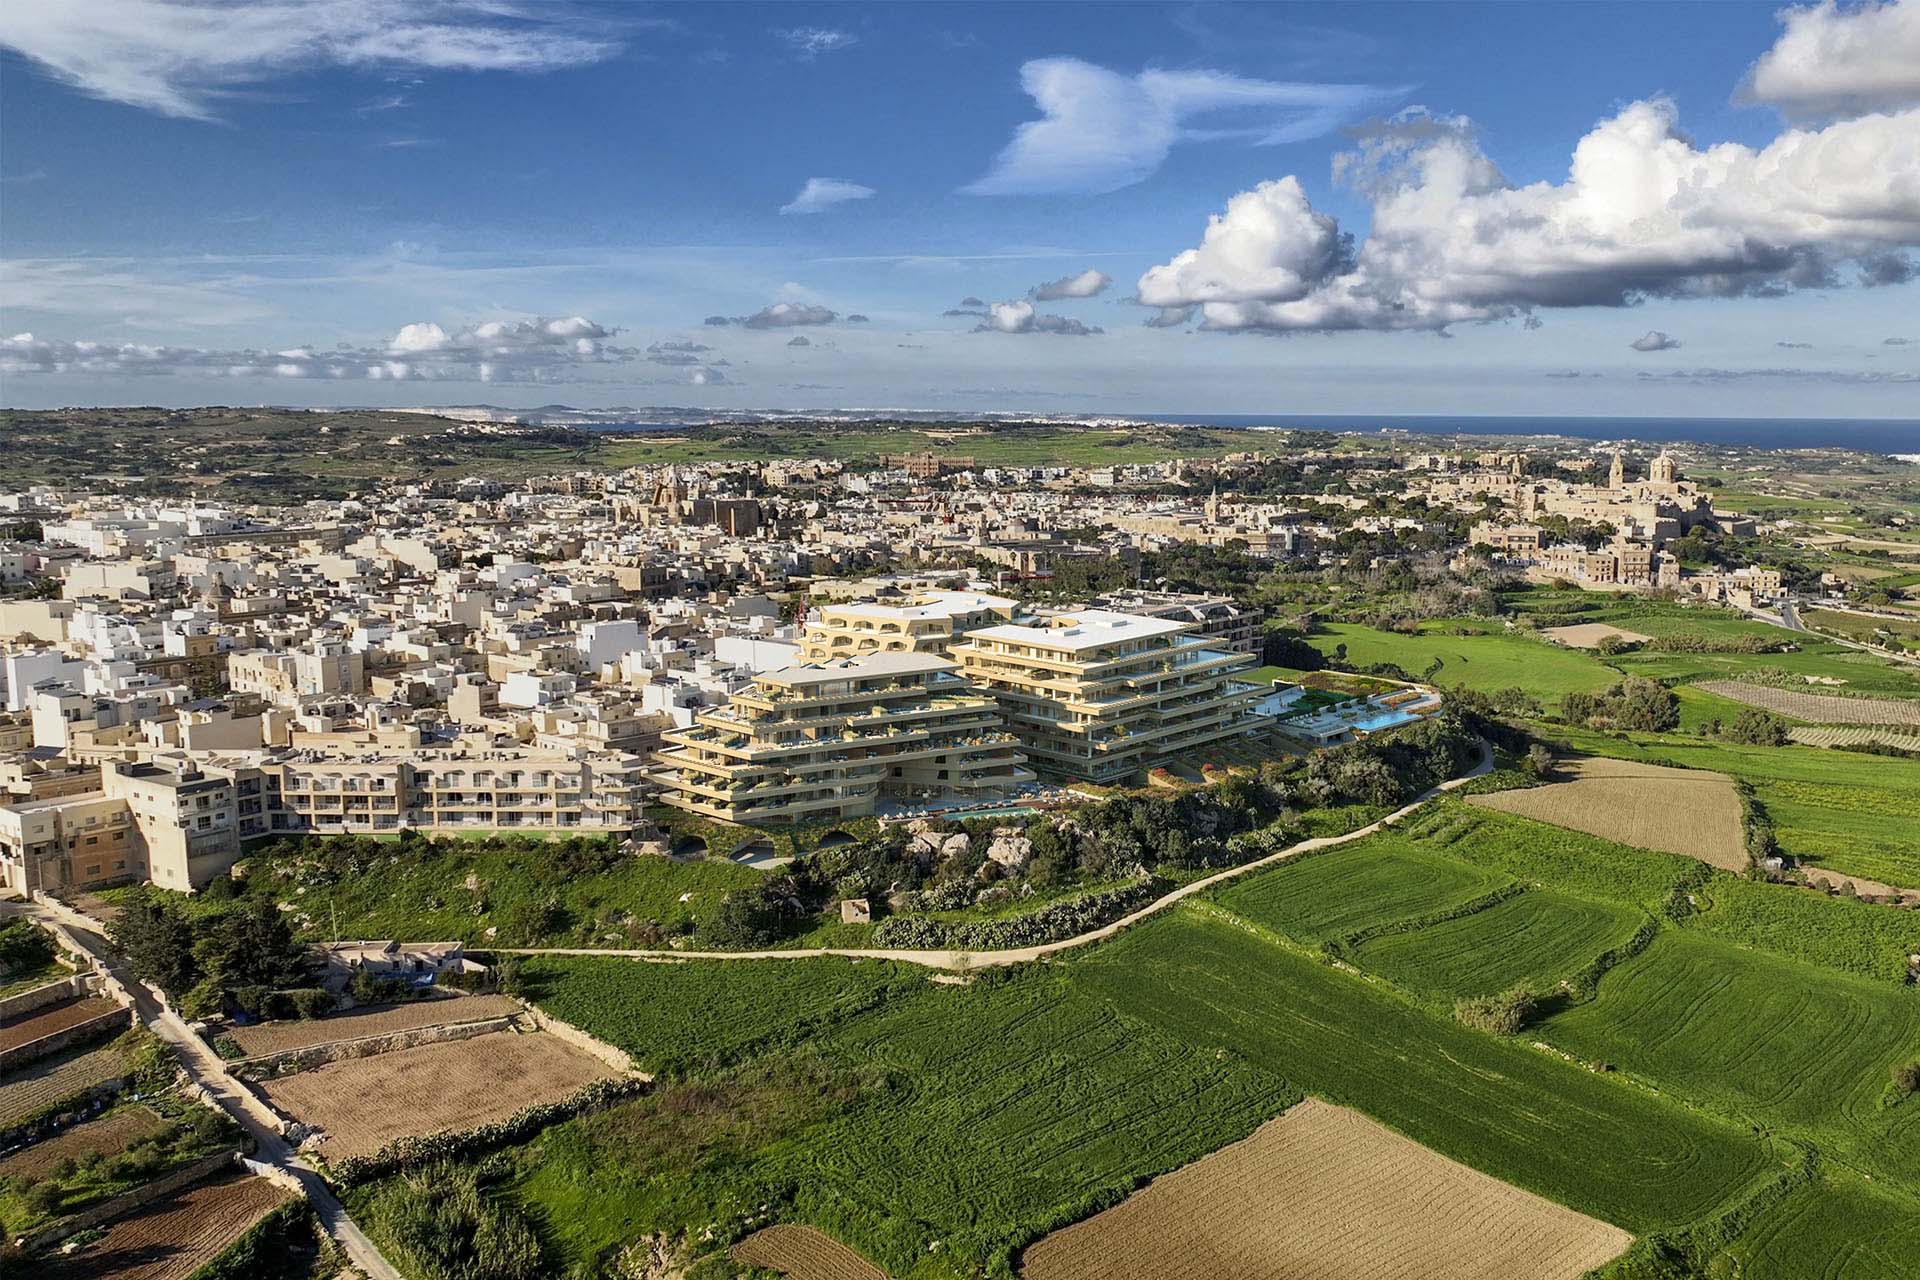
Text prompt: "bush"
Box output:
[[1894, 1061, 1920, 1098], [1523, 744, 1556, 778], [1454, 986, 1537, 1036]]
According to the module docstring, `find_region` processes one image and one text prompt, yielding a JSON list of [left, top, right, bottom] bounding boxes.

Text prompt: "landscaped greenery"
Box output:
[[1307, 620, 1618, 708]]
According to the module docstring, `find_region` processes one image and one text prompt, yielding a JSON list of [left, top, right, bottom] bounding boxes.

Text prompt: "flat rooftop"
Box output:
[[822, 590, 1017, 623], [761, 650, 956, 685], [965, 609, 1188, 652]]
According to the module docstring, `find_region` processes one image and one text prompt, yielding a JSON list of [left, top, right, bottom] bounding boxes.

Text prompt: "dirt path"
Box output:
[[500, 741, 1494, 972]]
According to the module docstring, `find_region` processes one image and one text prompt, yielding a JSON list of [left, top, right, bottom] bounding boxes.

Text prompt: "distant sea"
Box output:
[[1142, 414, 1920, 452]]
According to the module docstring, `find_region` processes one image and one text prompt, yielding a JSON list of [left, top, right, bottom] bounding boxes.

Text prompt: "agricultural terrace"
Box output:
[[255, 1030, 618, 1161], [0, 1041, 128, 1130], [40, 1171, 291, 1280], [1467, 757, 1747, 870], [1546, 724, 1920, 888], [1696, 679, 1920, 725], [732, 1225, 893, 1280], [222, 992, 521, 1058], [1018, 1098, 1632, 1280]]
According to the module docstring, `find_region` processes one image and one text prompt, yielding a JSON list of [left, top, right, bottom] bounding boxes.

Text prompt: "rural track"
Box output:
[[2, 900, 406, 1280], [499, 739, 1496, 972]]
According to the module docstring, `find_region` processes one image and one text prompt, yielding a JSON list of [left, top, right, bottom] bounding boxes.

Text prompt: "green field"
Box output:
[[1353, 889, 1646, 1001], [1545, 931, 1920, 1183], [1723, 1174, 1920, 1280], [1307, 621, 1617, 707], [1072, 910, 1777, 1233], [1213, 840, 1507, 944], [1400, 802, 1696, 909]]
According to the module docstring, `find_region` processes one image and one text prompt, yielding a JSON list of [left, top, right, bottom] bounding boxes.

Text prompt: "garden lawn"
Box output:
[[1543, 931, 1920, 1187]]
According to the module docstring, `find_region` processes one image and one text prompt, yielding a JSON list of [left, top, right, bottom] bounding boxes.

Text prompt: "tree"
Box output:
[[195, 897, 308, 995], [1524, 744, 1556, 778], [1259, 627, 1326, 672], [1724, 709, 1790, 746], [110, 891, 201, 998]]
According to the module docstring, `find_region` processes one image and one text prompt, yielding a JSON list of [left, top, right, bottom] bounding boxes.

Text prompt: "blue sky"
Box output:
[[2, 0, 1917, 418]]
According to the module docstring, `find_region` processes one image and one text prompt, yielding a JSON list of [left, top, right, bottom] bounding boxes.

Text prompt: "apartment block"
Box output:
[[951, 609, 1259, 783], [797, 590, 1019, 663], [652, 651, 1031, 824]]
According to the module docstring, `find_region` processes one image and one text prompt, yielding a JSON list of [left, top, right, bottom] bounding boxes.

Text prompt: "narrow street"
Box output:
[[3, 901, 403, 1280]]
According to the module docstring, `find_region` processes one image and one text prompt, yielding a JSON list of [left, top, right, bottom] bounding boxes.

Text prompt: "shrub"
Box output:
[[1454, 986, 1537, 1036], [1894, 1061, 1920, 1098]]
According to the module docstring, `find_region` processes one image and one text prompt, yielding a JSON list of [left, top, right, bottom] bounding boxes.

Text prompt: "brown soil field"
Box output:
[[1469, 757, 1747, 870], [0, 1104, 164, 1178], [0, 996, 122, 1054], [0, 1044, 127, 1127], [1019, 1098, 1631, 1280], [1789, 725, 1920, 753], [1542, 623, 1653, 649], [1698, 680, 1920, 726], [256, 1030, 616, 1160], [731, 1225, 894, 1280], [224, 992, 521, 1057], [43, 1171, 290, 1280]]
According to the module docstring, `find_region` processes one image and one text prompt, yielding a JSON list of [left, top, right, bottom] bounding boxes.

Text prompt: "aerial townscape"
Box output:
[[1, 2, 1919, 1280]]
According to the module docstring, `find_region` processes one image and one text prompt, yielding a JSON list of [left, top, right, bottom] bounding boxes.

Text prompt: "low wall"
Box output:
[[20, 1147, 242, 1253], [517, 1001, 639, 1076], [0, 1006, 131, 1072], [232, 1015, 516, 1078], [0, 972, 93, 1022]]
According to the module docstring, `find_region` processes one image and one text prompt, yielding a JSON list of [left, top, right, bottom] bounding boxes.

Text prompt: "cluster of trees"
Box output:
[[1454, 986, 1538, 1035], [1561, 678, 1680, 732], [1259, 627, 1325, 671], [1302, 715, 1483, 808], [0, 917, 56, 976], [109, 890, 318, 1021], [1701, 709, 1792, 747]]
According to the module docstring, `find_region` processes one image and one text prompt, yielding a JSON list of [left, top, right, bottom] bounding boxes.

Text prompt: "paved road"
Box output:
[[5, 901, 403, 1280], [501, 740, 1494, 971]]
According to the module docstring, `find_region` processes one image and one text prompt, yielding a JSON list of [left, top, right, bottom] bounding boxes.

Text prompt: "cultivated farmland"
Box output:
[[1214, 839, 1507, 944], [0, 1104, 164, 1178], [1543, 930, 1920, 1185], [1789, 725, 1920, 753], [1723, 1175, 1920, 1280], [222, 992, 520, 1057], [0, 995, 124, 1055], [1352, 889, 1645, 1001], [256, 1030, 617, 1160], [732, 1224, 894, 1280], [0, 1042, 126, 1128], [1073, 911, 1776, 1233], [1018, 1098, 1632, 1280], [1543, 622, 1652, 649], [42, 1171, 290, 1280], [1468, 757, 1747, 870], [1696, 680, 1920, 724]]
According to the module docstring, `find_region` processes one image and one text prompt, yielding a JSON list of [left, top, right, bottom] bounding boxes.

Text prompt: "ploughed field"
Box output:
[[1697, 679, 1920, 725], [0, 995, 123, 1054], [0, 1104, 165, 1178], [41, 1171, 289, 1280], [1018, 1098, 1632, 1280], [0, 1042, 127, 1127], [256, 1029, 617, 1160], [732, 1224, 894, 1280], [1466, 757, 1748, 870], [223, 992, 521, 1057]]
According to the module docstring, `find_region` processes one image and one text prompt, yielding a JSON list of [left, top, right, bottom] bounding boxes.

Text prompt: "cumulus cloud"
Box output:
[[1777, 340, 1814, 348], [958, 296, 985, 308], [845, 313, 870, 323], [648, 340, 710, 354], [688, 366, 729, 385], [1638, 366, 1919, 383], [779, 177, 876, 215], [1031, 268, 1112, 300], [1136, 94, 1920, 334], [1740, 0, 1920, 120], [964, 57, 1406, 195], [1630, 330, 1682, 352], [773, 26, 855, 58], [1144, 305, 1196, 328], [705, 302, 840, 329], [1860, 251, 1917, 286], [974, 299, 1102, 335], [1887, 336, 1915, 344], [787, 335, 811, 347], [0, 0, 620, 120], [1, 314, 633, 383]]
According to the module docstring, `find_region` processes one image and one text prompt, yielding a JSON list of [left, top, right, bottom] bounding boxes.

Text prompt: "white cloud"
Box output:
[[779, 177, 876, 215], [964, 57, 1406, 195], [975, 299, 1102, 335], [1629, 330, 1682, 352], [1031, 268, 1112, 300], [0, 0, 620, 120], [1, 314, 632, 383], [1741, 0, 1920, 119], [772, 26, 856, 58], [707, 302, 840, 329], [1139, 99, 1920, 333]]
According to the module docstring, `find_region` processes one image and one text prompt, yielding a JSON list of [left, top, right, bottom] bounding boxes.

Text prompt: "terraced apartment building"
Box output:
[[950, 609, 1261, 783], [797, 590, 1021, 663], [651, 651, 1032, 824]]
